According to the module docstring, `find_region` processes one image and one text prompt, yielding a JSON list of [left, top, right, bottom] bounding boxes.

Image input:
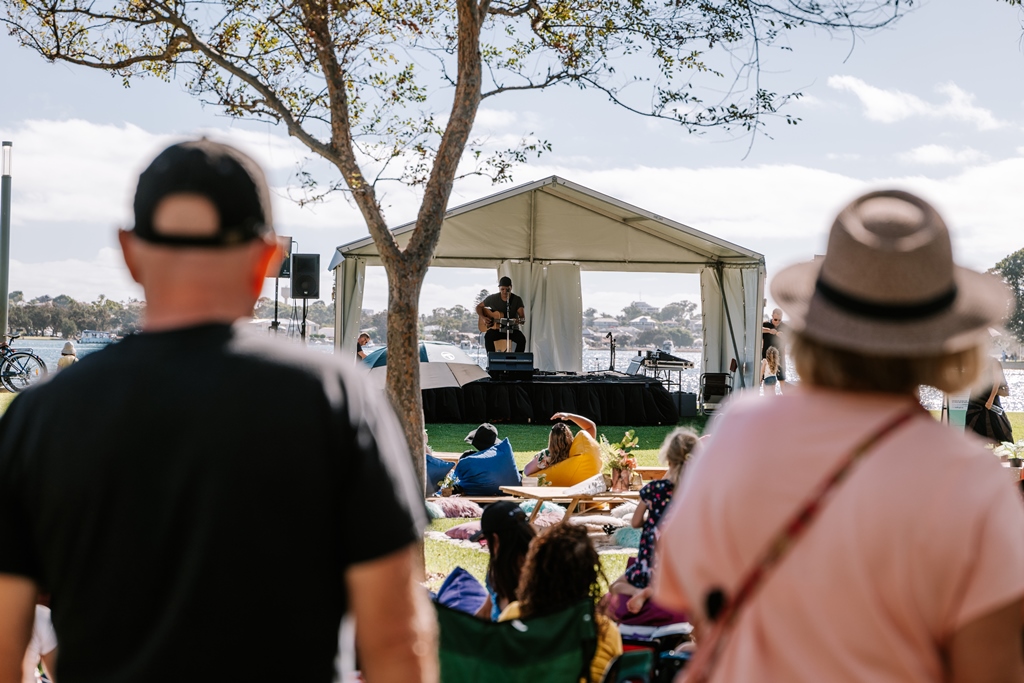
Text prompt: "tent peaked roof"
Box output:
[[330, 176, 763, 273]]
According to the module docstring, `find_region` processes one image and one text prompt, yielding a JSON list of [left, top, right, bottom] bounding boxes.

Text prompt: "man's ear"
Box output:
[[118, 230, 144, 285]]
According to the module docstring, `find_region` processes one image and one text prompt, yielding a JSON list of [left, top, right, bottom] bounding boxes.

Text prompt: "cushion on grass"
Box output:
[[445, 521, 482, 540], [610, 502, 638, 519], [539, 431, 603, 487], [435, 498, 484, 518], [613, 526, 642, 548], [532, 511, 565, 528], [425, 501, 445, 520], [567, 515, 623, 529], [451, 438, 521, 496], [435, 567, 488, 615], [518, 500, 565, 517], [427, 454, 456, 490]]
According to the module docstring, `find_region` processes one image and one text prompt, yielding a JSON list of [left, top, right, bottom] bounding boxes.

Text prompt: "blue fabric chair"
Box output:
[[434, 567, 488, 615]]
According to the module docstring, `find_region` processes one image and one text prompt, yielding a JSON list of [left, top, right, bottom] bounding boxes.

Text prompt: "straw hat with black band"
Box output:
[[771, 190, 1010, 357]]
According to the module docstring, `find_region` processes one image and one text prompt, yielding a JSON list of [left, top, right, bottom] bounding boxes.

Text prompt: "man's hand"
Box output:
[[348, 545, 438, 683], [0, 574, 37, 683]]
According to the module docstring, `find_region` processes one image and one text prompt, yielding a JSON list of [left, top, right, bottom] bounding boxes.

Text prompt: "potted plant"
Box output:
[[600, 429, 640, 492], [993, 440, 1024, 468]]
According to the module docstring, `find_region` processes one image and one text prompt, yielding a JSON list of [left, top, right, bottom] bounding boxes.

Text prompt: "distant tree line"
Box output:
[[7, 292, 144, 338]]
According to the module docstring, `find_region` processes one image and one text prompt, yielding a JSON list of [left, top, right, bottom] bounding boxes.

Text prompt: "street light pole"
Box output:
[[0, 142, 12, 337]]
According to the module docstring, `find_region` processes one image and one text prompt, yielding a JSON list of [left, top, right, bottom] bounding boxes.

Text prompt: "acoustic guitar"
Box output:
[[478, 314, 525, 333]]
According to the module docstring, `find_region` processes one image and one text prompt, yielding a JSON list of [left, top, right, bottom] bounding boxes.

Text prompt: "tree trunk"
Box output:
[[385, 262, 427, 495]]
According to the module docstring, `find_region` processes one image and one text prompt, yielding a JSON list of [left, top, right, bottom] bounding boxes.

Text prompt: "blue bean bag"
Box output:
[[451, 438, 521, 496], [434, 567, 488, 615], [427, 454, 455, 490]]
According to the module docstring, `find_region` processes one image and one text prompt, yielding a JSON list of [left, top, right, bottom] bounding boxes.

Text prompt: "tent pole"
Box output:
[[715, 265, 746, 389]]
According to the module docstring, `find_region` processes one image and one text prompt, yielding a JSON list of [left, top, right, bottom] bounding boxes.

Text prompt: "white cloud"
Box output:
[[827, 76, 1007, 130], [4, 117, 1024, 316], [898, 144, 990, 165]]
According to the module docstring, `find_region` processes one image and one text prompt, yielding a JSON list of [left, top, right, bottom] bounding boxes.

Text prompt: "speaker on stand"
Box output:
[[290, 253, 320, 341]]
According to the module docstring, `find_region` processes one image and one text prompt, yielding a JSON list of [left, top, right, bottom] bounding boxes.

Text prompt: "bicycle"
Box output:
[[0, 334, 48, 392]]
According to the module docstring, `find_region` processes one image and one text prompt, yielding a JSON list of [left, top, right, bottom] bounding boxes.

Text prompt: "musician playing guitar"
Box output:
[[476, 276, 527, 353]]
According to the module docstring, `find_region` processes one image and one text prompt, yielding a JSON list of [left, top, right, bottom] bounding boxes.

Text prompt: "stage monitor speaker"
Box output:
[[672, 391, 698, 417], [291, 253, 320, 299], [487, 352, 534, 381]]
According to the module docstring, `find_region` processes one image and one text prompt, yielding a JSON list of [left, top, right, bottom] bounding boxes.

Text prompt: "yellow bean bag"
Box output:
[[540, 431, 603, 487]]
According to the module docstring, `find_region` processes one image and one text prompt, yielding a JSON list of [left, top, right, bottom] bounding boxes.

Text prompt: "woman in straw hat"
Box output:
[[653, 191, 1024, 682], [57, 341, 78, 370]]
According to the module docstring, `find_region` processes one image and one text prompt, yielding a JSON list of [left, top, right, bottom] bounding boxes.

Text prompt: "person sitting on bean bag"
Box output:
[[522, 412, 602, 486]]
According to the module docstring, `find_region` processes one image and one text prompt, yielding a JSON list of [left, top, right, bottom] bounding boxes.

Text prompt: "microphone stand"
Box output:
[[606, 332, 616, 371]]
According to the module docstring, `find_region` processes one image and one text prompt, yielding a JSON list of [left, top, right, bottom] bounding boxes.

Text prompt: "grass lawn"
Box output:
[[424, 517, 632, 592]]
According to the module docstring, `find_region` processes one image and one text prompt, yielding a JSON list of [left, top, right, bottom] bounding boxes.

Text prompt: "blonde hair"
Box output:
[[765, 346, 780, 375], [659, 428, 700, 487], [791, 332, 986, 395], [547, 423, 574, 465]]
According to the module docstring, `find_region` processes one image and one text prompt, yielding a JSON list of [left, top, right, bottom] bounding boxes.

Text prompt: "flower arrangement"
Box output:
[[600, 429, 640, 474], [437, 470, 460, 495]]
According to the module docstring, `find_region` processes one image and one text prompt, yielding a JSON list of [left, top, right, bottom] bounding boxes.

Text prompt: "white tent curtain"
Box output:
[[335, 256, 366, 360], [699, 264, 765, 390], [531, 263, 583, 374]]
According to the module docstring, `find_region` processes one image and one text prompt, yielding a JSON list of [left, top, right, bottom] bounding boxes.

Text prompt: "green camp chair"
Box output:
[[436, 601, 598, 683], [599, 649, 654, 683]]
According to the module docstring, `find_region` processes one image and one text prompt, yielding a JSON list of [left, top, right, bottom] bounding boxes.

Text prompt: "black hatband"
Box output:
[[815, 278, 957, 320]]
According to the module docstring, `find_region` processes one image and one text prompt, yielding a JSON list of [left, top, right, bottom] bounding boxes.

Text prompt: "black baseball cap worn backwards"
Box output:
[[132, 139, 274, 248]]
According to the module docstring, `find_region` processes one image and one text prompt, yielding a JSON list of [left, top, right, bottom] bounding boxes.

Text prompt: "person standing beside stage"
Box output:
[[0, 140, 435, 683], [762, 307, 787, 387], [477, 276, 526, 353], [356, 332, 371, 360]]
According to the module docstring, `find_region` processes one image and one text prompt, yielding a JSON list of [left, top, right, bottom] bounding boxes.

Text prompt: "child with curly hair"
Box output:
[[609, 427, 700, 613], [499, 524, 622, 683]]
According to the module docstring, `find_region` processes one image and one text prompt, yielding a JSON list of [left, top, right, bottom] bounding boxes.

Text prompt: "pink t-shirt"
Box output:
[[655, 388, 1024, 683]]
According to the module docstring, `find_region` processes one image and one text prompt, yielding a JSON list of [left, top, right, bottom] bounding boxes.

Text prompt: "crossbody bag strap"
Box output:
[[684, 404, 922, 683]]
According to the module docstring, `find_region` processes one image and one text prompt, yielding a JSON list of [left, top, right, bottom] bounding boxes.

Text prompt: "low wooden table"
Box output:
[[635, 466, 667, 482], [499, 485, 640, 523]]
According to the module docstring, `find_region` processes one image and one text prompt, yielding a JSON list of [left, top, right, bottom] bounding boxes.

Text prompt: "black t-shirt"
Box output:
[[481, 292, 525, 319], [0, 323, 423, 683], [762, 320, 786, 357]]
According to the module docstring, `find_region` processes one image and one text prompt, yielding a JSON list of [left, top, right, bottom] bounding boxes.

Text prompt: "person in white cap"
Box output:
[[57, 341, 78, 370], [655, 190, 1024, 683]]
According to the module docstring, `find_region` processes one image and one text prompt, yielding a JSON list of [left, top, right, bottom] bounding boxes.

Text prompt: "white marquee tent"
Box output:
[[329, 176, 766, 388]]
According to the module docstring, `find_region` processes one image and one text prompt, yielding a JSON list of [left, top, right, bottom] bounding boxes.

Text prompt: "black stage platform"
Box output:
[[422, 373, 679, 425]]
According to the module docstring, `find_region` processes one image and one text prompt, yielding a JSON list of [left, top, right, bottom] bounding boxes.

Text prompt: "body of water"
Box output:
[[21, 337, 1024, 412], [11, 338, 109, 373]]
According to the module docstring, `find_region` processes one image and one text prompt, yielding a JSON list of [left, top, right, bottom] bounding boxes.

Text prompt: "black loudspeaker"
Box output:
[[291, 253, 320, 299], [672, 391, 698, 417], [487, 352, 535, 381]]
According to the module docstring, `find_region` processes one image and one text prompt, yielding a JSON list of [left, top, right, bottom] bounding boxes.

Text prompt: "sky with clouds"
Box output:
[[0, 0, 1022, 318]]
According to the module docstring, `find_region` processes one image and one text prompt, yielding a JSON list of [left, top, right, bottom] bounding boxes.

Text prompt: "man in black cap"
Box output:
[[0, 140, 435, 683], [461, 422, 499, 458], [476, 276, 527, 352]]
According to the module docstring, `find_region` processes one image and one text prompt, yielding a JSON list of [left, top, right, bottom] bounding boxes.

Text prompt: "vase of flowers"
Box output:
[[600, 429, 640, 493]]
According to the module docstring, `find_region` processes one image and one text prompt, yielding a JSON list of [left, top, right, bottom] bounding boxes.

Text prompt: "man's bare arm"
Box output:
[[0, 574, 38, 683], [348, 545, 438, 683], [946, 599, 1024, 683]]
